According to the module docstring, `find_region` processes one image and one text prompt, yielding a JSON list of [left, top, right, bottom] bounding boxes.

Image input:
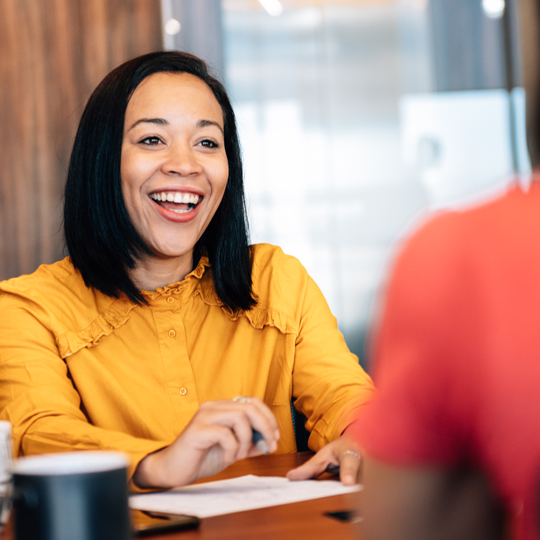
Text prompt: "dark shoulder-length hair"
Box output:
[[64, 51, 256, 311]]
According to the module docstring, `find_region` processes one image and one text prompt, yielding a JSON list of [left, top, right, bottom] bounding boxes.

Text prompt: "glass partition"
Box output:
[[221, 0, 527, 365]]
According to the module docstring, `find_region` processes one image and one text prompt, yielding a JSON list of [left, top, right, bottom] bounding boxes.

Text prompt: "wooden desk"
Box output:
[[1, 452, 361, 540], [153, 452, 361, 540]]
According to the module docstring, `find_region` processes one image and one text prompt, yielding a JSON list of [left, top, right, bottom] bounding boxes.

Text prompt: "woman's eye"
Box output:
[[199, 139, 218, 148], [140, 136, 163, 146]]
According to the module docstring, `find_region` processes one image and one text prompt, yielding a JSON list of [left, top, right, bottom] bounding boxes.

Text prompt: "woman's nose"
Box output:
[[162, 144, 203, 177]]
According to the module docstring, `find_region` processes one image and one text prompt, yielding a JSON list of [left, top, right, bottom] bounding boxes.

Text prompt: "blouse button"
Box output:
[[168, 329, 176, 338], [166, 296, 175, 303], [179, 387, 188, 396]]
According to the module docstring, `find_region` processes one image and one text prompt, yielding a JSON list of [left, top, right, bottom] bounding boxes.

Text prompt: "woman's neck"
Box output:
[[129, 252, 195, 292]]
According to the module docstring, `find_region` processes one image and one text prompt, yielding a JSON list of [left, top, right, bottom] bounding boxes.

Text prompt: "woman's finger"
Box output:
[[339, 450, 362, 486], [243, 397, 280, 437], [286, 449, 333, 481], [196, 400, 279, 454], [286, 435, 362, 484], [238, 405, 279, 453], [213, 399, 279, 452], [225, 413, 256, 460], [229, 397, 280, 446], [192, 425, 240, 468]]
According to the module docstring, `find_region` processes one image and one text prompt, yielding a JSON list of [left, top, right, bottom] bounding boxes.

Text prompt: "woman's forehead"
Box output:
[[125, 72, 224, 128]]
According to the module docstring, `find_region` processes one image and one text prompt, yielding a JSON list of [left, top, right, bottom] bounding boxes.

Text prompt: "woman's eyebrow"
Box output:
[[197, 119, 224, 134], [128, 118, 168, 131], [128, 118, 223, 134]]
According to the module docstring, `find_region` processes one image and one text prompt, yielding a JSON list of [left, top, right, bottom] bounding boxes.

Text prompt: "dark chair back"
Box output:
[[290, 402, 310, 452]]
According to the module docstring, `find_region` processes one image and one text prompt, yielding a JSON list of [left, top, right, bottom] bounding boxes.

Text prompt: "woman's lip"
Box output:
[[151, 198, 202, 223]]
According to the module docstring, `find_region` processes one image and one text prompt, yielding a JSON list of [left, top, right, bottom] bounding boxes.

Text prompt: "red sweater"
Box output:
[[357, 183, 540, 540]]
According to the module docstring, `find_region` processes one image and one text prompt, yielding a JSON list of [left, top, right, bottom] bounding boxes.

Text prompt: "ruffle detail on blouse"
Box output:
[[234, 305, 298, 335], [56, 300, 139, 358], [141, 256, 211, 300], [55, 257, 212, 358], [193, 277, 298, 336]]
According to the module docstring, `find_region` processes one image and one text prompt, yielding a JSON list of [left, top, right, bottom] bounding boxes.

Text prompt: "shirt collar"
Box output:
[[140, 255, 211, 302]]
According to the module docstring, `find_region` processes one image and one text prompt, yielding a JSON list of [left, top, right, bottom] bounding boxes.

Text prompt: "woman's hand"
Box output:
[[286, 427, 361, 486], [134, 397, 280, 489]]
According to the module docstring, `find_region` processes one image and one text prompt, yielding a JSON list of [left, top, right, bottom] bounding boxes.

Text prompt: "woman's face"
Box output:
[[121, 72, 228, 262]]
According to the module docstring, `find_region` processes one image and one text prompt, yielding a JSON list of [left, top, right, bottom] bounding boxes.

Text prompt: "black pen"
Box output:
[[252, 429, 269, 454]]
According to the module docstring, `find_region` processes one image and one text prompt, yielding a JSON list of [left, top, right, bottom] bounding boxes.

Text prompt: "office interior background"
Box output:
[[0, 0, 527, 366]]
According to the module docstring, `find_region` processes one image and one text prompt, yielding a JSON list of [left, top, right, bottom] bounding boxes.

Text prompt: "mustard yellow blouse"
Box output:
[[0, 244, 375, 478]]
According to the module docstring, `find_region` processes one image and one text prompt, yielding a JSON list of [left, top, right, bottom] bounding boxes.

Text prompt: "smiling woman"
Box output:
[[0, 51, 375, 490], [64, 52, 254, 311]]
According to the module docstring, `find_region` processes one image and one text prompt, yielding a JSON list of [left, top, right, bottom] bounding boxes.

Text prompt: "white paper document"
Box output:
[[130, 475, 361, 518]]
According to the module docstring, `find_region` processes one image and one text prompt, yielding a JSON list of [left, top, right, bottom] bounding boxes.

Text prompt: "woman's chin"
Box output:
[[134, 242, 194, 264], [148, 248, 195, 261]]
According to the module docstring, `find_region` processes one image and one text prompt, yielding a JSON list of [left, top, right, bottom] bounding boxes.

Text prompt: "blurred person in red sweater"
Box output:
[[356, 1, 540, 539]]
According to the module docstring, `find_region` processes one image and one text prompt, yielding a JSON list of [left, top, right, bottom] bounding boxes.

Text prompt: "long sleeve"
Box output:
[[294, 272, 375, 448], [273, 250, 376, 450], [0, 290, 166, 480], [244, 245, 376, 451]]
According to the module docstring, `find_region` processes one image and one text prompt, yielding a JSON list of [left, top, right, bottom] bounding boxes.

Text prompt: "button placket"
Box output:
[[152, 300, 199, 420]]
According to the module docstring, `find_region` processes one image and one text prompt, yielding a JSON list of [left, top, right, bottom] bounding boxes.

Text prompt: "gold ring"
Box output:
[[342, 449, 361, 460], [232, 396, 252, 403]]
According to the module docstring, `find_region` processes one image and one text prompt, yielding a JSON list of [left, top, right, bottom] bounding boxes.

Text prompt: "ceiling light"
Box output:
[[482, 0, 505, 19], [258, 0, 284, 17], [165, 18, 181, 35]]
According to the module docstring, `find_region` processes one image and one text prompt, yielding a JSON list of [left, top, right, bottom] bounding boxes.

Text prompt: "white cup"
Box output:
[[0, 421, 12, 529]]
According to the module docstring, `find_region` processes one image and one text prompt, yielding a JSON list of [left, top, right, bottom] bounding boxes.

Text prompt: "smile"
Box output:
[[150, 191, 202, 214]]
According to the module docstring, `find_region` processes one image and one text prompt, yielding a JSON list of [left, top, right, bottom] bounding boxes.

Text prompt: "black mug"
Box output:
[[12, 452, 131, 540]]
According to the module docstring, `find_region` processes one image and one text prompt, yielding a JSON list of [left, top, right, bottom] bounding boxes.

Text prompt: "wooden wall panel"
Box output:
[[0, 0, 163, 280]]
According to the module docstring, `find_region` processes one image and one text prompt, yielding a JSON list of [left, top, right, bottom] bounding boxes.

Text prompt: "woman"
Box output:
[[0, 51, 375, 488]]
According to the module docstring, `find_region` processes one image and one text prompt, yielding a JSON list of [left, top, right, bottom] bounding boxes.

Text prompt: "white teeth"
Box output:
[[170, 208, 191, 214], [151, 192, 200, 205]]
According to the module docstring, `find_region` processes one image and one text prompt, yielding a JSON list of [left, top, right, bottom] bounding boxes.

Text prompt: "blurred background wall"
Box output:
[[0, 0, 528, 367], [0, 0, 162, 280], [216, 0, 527, 365]]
